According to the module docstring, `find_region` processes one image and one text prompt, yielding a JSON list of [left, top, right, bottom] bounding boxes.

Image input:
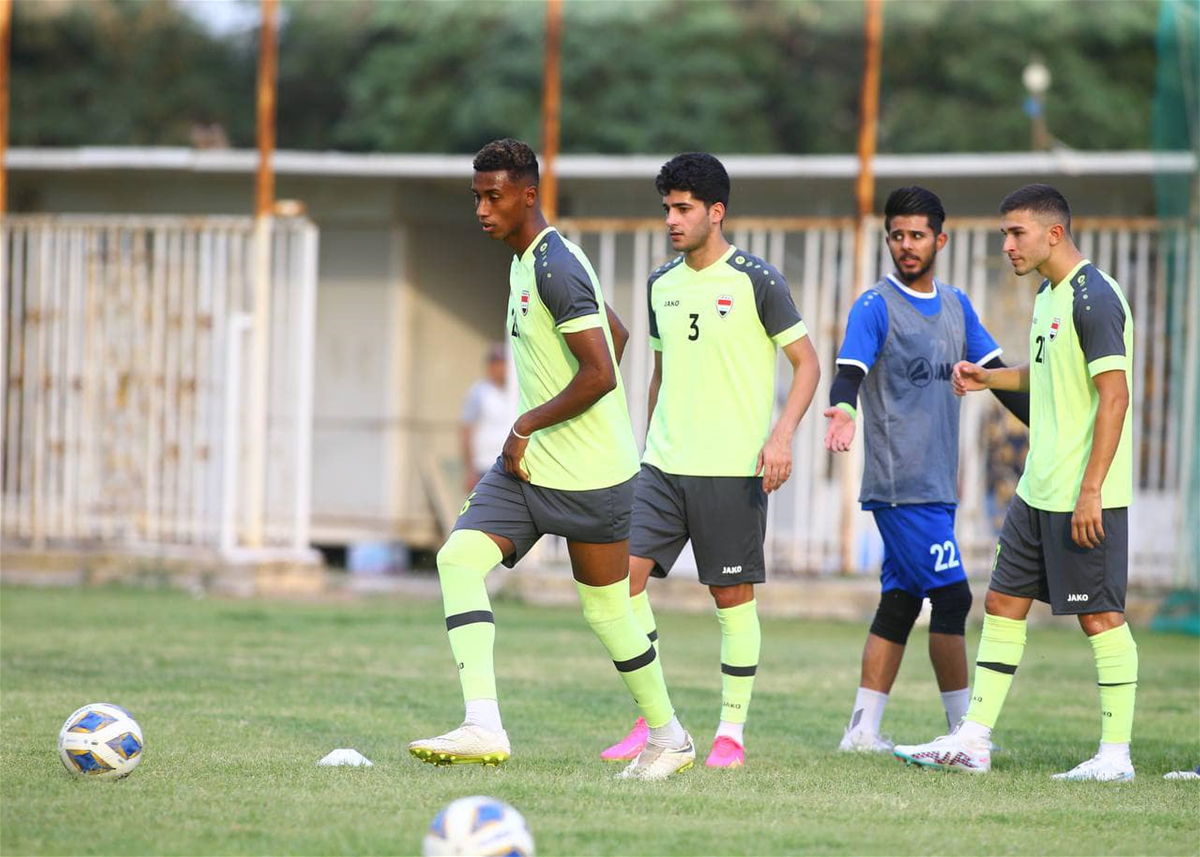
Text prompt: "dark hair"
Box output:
[[473, 138, 539, 185], [655, 153, 730, 210], [884, 186, 946, 235], [999, 183, 1071, 233]]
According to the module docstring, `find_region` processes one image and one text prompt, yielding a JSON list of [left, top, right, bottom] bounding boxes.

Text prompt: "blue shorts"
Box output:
[[869, 503, 967, 597]]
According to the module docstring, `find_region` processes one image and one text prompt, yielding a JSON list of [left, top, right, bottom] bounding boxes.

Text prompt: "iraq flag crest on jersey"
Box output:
[[717, 294, 733, 317], [520, 289, 530, 316], [1049, 316, 1062, 340]]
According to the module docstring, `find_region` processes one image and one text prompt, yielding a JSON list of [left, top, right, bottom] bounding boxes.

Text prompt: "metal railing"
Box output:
[[1, 215, 319, 559]]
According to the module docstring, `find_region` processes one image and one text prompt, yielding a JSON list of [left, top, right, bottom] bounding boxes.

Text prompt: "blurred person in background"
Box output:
[[460, 344, 514, 493], [409, 139, 695, 780], [825, 186, 1028, 753], [601, 153, 821, 769], [895, 184, 1138, 781]]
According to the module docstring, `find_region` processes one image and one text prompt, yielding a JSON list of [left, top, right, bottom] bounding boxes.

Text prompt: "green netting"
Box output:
[[1152, 0, 1199, 631]]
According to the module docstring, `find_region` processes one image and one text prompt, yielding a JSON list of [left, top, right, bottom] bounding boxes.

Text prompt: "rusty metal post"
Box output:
[[840, 0, 883, 574], [247, 0, 279, 547], [540, 0, 562, 222]]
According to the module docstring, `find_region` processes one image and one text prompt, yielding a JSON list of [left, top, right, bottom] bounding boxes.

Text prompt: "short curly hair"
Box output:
[[655, 153, 730, 211], [473, 138, 540, 185]]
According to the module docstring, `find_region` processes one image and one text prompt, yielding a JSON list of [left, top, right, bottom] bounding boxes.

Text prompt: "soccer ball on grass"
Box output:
[[58, 702, 144, 779], [422, 795, 534, 856]]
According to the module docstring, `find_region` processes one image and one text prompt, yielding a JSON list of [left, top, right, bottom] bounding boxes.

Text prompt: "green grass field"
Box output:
[[1, 584, 1197, 856]]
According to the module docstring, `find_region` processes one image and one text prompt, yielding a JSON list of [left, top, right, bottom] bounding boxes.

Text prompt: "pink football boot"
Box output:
[[705, 736, 746, 768], [601, 717, 648, 762]]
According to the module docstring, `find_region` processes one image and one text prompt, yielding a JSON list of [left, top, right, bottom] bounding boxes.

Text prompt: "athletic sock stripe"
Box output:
[[976, 660, 1018, 675], [1097, 681, 1137, 687], [647, 629, 659, 642], [721, 663, 758, 677], [445, 610, 495, 630], [613, 646, 657, 673]]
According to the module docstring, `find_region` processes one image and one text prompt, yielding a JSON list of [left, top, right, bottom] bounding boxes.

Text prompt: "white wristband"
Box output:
[[511, 425, 532, 440]]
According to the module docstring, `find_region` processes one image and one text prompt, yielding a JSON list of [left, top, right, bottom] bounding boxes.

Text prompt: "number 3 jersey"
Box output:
[[643, 246, 808, 477]]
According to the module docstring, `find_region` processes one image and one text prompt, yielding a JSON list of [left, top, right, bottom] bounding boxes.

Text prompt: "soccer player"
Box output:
[[894, 184, 1139, 780], [409, 139, 695, 780], [600, 153, 820, 768], [825, 187, 1028, 752]]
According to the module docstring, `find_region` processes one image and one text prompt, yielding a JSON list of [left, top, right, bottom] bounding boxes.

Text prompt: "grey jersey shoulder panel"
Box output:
[[1071, 264, 1127, 363], [533, 231, 599, 326], [724, 250, 802, 337], [646, 255, 685, 340], [858, 279, 967, 505]]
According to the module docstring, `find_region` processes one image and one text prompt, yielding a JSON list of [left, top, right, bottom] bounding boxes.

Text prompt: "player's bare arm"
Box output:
[[502, 326, 618, 481], [645, 351, 662, 425], [951, 360, 1029, 395], [758, 335, 820, 493], [1072, 369, 1129, 549], [605, 302, 629, 365]]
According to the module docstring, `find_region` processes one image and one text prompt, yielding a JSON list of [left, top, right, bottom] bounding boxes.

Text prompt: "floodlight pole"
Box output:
[[540, 0, 562, 221], [247, 0, 279, 549], [840, 0, 883, 574]]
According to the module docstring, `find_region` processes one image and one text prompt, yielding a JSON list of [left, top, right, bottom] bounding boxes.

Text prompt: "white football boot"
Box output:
[[839, 729, 894, 753], [617, 733, 696, 780], [408, 722, 510, 766], [893, 730, 991, 773], [1051, 749, 1134, 782]]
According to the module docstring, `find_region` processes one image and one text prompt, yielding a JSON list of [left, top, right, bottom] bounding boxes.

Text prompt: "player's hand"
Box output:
[[823, 407, 856, 453], [1071, 487, 1105, 549], [952, 361, 989, 396], [756, 434, 793, 494], [502, 426, 531, 482]]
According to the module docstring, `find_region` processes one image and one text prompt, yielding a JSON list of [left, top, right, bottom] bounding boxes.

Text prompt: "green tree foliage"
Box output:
[[11, 0, 1164, 154], [11, 0, 254, 147]]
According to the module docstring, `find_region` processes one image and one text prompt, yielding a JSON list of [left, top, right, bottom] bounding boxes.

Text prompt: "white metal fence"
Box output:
[[1, 215, 319, 559], [556, 215, 1197, 586]]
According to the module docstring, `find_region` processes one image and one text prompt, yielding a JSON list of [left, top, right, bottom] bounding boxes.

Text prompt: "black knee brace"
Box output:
[[928, 579, 973, 636], [869, 589, 923, 645]]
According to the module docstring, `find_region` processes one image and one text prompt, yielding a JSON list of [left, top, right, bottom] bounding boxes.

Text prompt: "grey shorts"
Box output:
[[453, 459, 636, 568], [990, 494, 1129, 615], [629, 463, 767, 587]]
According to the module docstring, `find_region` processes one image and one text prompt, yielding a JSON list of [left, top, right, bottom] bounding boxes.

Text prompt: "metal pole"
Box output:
[[247, 0, 278, 548], [0, 0, 10, 219], [255, 0, 278, 221], [540, 0, 562, 222], [840, 0, 883, 574]]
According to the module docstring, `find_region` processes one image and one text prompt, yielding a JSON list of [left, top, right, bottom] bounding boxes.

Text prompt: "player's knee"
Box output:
[[437, 529, 496, 581], [928, 580, 973, 636], [709, 583, 753, 609], [869, 588, 923, 645]]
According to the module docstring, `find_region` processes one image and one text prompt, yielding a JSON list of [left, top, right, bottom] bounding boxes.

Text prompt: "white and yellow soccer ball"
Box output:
[[422, 795, 534, 857], [58, 703, 144, 779]]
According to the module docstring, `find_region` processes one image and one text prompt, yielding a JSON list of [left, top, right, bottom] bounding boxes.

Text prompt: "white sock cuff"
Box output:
[[464, 698, 502, 733]]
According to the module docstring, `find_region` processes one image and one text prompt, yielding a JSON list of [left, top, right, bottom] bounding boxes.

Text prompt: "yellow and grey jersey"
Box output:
[[643, 245, 807, 477], [1017, 261, 1133, 512], [507, 227, 640, 491]]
